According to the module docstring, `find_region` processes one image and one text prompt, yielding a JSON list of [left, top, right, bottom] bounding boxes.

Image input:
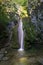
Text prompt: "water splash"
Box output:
[[18, 18, 24, 51]]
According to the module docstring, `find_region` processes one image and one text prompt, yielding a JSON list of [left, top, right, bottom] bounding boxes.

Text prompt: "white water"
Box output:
[[18, 19, 24, 51]]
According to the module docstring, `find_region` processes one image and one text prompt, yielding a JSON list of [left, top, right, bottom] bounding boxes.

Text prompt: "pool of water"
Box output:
[[0, 49, 43, 65]]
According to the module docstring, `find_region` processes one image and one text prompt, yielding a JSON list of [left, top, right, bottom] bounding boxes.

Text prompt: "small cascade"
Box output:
[[6, 21, 14, 46]]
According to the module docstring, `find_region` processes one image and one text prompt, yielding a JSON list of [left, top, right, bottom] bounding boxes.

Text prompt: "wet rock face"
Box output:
[[7, 21, 14, 30]]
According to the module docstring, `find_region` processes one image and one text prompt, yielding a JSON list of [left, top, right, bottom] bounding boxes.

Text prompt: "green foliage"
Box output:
[[0, 3, 9, 25], [23, 18, 37, 49], [0, 2, 10, 48], [12, 0, 27, 6]]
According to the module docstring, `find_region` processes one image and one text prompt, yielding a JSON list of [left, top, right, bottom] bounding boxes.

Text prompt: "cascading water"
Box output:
[[18, 18, 24, 51]]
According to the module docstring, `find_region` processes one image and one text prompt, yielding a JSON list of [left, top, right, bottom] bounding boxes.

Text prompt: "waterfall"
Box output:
[[18, 18, 24, 51]]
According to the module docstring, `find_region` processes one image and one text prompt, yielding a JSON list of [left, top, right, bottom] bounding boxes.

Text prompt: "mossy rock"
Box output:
[[11, 25, 19, 49]]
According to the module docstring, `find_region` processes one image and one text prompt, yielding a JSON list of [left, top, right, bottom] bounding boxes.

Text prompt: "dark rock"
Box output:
[[2, 57, 9, 61], [0, 48, 5, 54], [37, 57, 43, 64], [0, 54, 4, 60]]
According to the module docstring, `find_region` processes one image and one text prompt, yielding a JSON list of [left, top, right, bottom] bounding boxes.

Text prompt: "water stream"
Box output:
[[18, 18, 24, 51]]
